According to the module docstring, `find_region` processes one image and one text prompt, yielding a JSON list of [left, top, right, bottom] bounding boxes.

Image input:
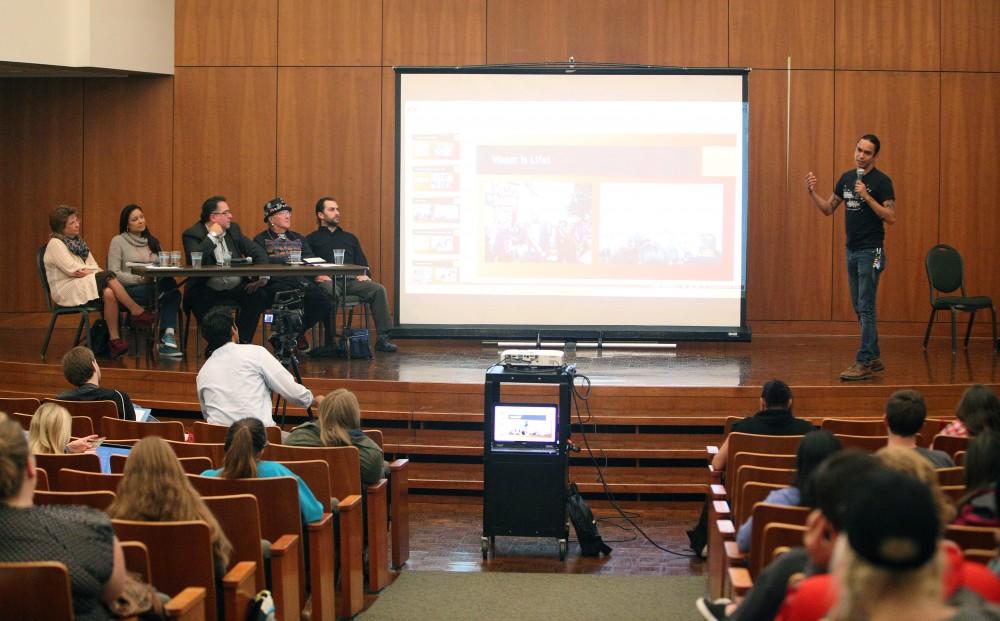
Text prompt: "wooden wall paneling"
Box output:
[[941, 0, 1000, 71], [831, 71, 941, 323], [746, 70, 836, 321], [486, 0, 571, 64], [173, 67, 278, 230], [277, 0, 382, 66], [644, 0, 728, 67], [382, 0, 487, 67], [939, 73, 1000, 307], [380, 68, 398, 319], [729, 0, 834, 69], [834, 0, 940, 71], [83, 77, 174, 260], [0, 79, 83, 313], [175, 0, 278, 66], [276, 68, 382, 274], [562, 0, 653, 64]]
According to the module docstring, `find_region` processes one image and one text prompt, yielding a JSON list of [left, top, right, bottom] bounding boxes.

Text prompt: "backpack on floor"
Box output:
[[88, 319, 110, 358], [567, 482, 612, 557]]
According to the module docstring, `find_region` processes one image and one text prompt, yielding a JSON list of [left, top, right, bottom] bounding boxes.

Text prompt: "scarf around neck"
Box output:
[[54, 233, 90, 261]]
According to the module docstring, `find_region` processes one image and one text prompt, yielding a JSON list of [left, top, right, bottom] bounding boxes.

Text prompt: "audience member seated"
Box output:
[[885, 389, 955, 467], [252, 197, 334, 350], [776, 469, 1000, 621], [181, 195, 270, 345], [286, 388, 388, 485], [107, 204, 182, 357], [196, 310, 318, 432], [954, 431, 1000, 527], [201, 418, 323, 524], [56, 346, 137, 420], [695, 450, 884, 621], [942, 384, 1000, 438], [0, 412, 126, 620], [736, 430, 842, 553], [875, 445, 957, 524], [27, 402, 100, 454], [710, 379, 816, 472], [43, 205, 154, 359], [107, 436, 232, 577]]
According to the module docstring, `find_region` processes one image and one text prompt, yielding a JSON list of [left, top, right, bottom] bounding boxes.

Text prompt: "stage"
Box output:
[[2, 325, 996, 498]]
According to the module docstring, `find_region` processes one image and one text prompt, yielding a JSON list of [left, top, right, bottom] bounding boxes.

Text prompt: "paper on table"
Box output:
[[303, 257, 325, 264]]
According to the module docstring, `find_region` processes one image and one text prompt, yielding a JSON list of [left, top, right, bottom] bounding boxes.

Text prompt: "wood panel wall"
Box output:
[[3, 0, 999, 337]]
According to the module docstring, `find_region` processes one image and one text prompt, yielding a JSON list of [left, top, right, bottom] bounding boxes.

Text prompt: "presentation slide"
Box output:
[[493, 404, 558, 444], [396, 69, 748, 338]]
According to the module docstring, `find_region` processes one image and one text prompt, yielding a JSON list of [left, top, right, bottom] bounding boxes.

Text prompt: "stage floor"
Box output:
[[5, 326, 999, 387]]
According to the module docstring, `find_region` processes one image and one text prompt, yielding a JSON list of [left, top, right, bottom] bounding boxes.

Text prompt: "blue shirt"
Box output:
[[736, 486, 801, 552], [201, 460, 324, 524]]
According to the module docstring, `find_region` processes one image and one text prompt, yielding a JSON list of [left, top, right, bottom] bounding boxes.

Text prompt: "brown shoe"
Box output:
[[840, 362, 873, 381], [868, 358, 885, 372], [109, 338, 129, 359]]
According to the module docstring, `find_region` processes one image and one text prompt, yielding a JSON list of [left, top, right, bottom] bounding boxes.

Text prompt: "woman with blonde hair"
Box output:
[[106, 437, 232, 576], [0, 412, 125, 620], [27, 402, 99, 454], [202, 418, 322, 523], [286, 388, 387, 484]]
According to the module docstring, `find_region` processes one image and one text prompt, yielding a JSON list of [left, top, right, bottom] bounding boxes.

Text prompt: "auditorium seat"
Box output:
[[820, 417, 885, 436], [113, 519, 255, 621], [32, 453, 101, 489], [832, 433, 888, 452], [164, 439, 226, 467], [102, 417, 186, 442], [364, 428, 411, 569], [945, 524, 998, 553], [936, 466, 965, 486], [0, 396, 40, 416], [726, 504, 810, 597], [56, 468, 122, 493], [932, 434, 969, 459], [43, 398, 118, 436], [202, 494, 301, 621], [193, 421, 282, 445], [34, 489, 116, 511], [110, 453, 212, 475]]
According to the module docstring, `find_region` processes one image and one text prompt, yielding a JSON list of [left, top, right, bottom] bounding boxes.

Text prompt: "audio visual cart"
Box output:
[[481, 365, 573, 560]]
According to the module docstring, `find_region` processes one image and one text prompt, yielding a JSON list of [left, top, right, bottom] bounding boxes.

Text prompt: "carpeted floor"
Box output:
[[358, 570, 706, 621]]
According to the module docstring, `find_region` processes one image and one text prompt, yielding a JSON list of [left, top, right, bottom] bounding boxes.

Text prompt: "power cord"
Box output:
[[568, 372, 699, 558]]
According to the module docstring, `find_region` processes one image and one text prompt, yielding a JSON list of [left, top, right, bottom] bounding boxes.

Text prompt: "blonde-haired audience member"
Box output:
[[106, 437, 232, 576], [27, 402, 100, 454], [875, 445, 956, 525], [286, 388, 388, 485], [0, 412, 126, 620]]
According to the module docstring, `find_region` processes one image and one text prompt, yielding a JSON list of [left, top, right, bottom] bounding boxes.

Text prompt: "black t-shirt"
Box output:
[[835, 166, 894, 250], [305, 227, 370, 268]]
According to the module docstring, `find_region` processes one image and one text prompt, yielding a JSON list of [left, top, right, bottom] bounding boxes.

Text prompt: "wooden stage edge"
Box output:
[[3, 327, 997, 498]]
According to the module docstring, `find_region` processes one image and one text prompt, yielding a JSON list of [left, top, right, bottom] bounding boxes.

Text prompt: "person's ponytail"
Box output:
[[221, 418, 267, 479]]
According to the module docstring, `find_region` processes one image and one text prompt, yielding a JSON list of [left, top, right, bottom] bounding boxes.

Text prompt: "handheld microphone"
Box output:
[[856, 167, 865, 184]]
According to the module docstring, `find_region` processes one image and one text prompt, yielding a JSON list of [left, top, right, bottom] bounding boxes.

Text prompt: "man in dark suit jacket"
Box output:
[[182, 195, 270, 344]]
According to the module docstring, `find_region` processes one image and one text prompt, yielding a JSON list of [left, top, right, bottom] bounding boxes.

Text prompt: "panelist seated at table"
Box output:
[[44, 205, 155, 359], [307, 196, 398, 353], [252, 197, 334, 350], [182, 195, 270, 345], [107, 204, 182, 358]]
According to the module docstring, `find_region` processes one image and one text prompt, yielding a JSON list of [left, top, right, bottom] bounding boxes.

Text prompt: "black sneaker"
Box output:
[[695, 596, 730, 621], [375, 337, 398, 353]]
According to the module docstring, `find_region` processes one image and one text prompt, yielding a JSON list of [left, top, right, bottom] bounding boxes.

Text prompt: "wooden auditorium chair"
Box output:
[[820, 417, 885, 436], [113, 519, 255, 621], [102, 417, 186, 442], [35, 467, 49, 491], [932, 434, 969, 459], [32, 453, 101, 490], [43, 398, 118, 436], [15, 410, 94, 438], [202, 494, 301, 621], [832, 433, 888, 452], [936, 466, 965, 487], [363, 428, 411, 570], [110, 454, 213, 475], [193, 421, 282, 445], [34, 489, 116, 512], [0, 396, 41, 415], [726, 504, 811, 598], [56, 468, 123, 493], [945, 524, 999, 553], [164, 439, 226, 468]]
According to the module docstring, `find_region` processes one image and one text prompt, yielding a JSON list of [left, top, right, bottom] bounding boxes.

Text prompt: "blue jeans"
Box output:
[[125, 280, 179, 332], [846, 248, 883, 363]]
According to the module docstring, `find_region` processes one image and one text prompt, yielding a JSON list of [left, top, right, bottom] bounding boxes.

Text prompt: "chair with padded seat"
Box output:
[[38, 245, 103, 359], [923, 244, 998, 353]]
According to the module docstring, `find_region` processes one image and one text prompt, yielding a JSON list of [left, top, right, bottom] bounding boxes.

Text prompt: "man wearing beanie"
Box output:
[[253, 197, 334, 350], [307, 196, 397, 352]]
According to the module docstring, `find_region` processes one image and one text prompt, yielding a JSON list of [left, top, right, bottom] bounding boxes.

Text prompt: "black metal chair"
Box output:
[[37, 245, 102, 360], [922, 244, 997, 353]]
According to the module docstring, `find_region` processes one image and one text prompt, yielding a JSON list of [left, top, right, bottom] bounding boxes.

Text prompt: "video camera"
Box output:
[[267, 288, 305, 361]]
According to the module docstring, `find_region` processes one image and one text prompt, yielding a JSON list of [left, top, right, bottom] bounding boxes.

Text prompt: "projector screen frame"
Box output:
[[393, 64, 751, 343]]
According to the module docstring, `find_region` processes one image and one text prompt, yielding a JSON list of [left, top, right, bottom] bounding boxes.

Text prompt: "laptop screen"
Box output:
[[95, 443, 132, 474], [492, 403, 558, 447]]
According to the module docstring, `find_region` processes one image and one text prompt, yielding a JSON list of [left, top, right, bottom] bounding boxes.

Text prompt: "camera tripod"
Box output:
[[272, 339, 315, 425]]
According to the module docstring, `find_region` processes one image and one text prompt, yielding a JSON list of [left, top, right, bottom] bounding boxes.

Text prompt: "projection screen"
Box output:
[[395, 67, 750, 341]]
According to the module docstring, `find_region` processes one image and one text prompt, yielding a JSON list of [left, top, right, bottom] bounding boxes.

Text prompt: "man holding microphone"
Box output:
[[806, 134, 896, 381]]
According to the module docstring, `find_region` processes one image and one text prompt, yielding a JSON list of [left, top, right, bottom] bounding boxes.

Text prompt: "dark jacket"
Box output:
[[306, 227, 370, 268], [731, 408, 815, 436], [285, 421, 388, 485], [181, 221, 269, 291], [55, 383, 136, 421]]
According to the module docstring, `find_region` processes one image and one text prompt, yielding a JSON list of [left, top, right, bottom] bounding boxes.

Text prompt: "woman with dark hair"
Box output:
[[954, 430, 1000, 527], [736, 429, 843, 552], [107, 204, 182, 357], [43, 205, 154, 358], [942, 384, 1000, 438], [201, 418, 323, 523], [0, 412, 126, 620]]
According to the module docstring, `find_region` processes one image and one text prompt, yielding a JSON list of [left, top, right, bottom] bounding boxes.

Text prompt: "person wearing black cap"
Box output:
[[182, 196, 270, 344], [253, 198, 334, 350], [307, 196, 397, 352]]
